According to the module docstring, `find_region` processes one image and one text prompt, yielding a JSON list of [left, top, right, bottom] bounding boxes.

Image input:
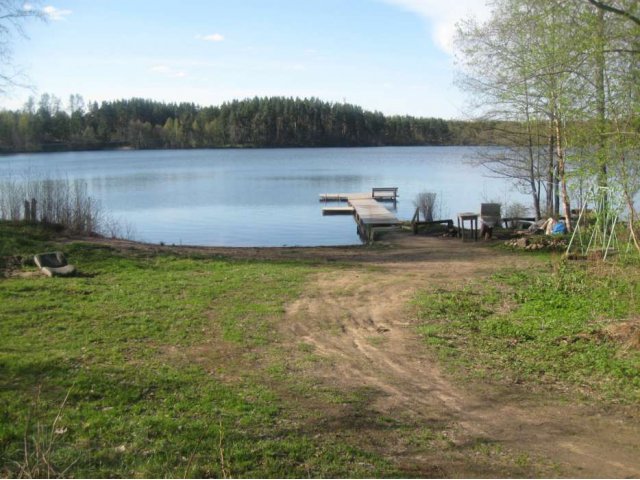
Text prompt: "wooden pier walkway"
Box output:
[[322, 206, 355, 215], [320, 189, 401, 242], [319, 187, 399, 203], [319, 192, 371, 202], [349, 198, 400, 226]]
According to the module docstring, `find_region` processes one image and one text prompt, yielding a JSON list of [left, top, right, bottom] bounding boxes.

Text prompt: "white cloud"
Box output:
[[42, 5, 72, 21], [150, 65, 187, 79], [197, 33, 225, 42], [380, 0, 490, 54]]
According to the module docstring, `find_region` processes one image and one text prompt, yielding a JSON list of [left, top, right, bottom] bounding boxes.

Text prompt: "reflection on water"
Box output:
[[0, 147, 529, 246]]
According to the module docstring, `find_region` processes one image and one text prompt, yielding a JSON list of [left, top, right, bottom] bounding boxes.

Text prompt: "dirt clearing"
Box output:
[[280, 234, 640, 477]]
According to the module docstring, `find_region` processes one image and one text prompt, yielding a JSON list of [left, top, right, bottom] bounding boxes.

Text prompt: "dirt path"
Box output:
[[282, 235, 640, 477]]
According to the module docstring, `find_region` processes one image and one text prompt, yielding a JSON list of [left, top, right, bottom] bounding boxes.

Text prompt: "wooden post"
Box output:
[[24, 200, 31, 222], [30, 198, 37, 223]]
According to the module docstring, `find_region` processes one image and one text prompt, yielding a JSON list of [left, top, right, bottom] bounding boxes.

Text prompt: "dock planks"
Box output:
[[348, 198, 400, 226], [320, 189, 400, 242], [319, 192, 371, 202], [322, 206, 355, 215]]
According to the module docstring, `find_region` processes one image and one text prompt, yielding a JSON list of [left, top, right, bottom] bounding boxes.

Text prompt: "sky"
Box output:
[[4, 0, 490, 119]]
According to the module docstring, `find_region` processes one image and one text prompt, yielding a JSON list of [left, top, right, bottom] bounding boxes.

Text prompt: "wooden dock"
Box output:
[[350, 197, 400, 242], [322, 206, 355, 215], [319, 192, 370, 202], [349, 198, 400, 226], [319, 187, 399, 203], [320, 189, 401, 242]]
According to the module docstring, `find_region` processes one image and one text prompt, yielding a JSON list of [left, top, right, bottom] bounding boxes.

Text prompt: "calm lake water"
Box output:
[[0, 147, 530, 246]]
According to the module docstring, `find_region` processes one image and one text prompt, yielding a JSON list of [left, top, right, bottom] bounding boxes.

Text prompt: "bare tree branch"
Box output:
[[0, 0, 45, 94], [586, 0, 640, 26]]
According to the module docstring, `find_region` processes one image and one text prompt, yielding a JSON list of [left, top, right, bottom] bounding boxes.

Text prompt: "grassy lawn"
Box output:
[[4, 222, 639, 477], [415, 254, 640, 403], [0, 223, 399, 478]]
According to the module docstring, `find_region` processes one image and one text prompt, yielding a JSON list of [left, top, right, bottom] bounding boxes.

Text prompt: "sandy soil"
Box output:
[[85, 233, 640, 477]]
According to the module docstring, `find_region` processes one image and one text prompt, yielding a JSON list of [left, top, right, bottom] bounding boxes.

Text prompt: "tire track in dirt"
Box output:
[[283, 237, 640, 477]]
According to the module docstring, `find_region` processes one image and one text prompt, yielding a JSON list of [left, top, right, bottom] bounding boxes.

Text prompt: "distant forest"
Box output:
[[0, 95, 501, 153]]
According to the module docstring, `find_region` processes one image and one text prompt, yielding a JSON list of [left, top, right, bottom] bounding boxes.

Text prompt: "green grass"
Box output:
[[0, 223, 399, 478], [0, 221, 61, 268], [414, 258, 640, 402], [6, 221, 636, 477]]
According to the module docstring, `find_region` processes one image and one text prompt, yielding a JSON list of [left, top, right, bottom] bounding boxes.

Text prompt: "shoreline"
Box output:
[[63, 230, 500, 265], [0, 143, 491, 157]]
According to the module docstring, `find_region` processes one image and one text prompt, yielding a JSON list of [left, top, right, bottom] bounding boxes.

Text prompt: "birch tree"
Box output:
[[0, 0, 44, 95], [454, 0, 635, 231], [455, 0, 549, 219]]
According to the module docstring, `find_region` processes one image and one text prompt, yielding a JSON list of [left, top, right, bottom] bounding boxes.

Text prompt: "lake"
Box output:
[[0, 147, 530, 246]]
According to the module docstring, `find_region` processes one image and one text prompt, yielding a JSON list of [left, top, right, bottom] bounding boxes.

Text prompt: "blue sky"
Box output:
[[5, 0, 489, 118]]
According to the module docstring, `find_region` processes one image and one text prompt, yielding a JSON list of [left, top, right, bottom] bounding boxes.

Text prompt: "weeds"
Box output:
[[218, 419, 229, 479], [415, 261, 640, 401], [15, 386, 77, 479], [0, 172, 132, 238]]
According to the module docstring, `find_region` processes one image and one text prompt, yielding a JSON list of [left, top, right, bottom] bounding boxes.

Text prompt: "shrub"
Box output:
[[414, 191, 438, 222], [0, 172, 129, 237]]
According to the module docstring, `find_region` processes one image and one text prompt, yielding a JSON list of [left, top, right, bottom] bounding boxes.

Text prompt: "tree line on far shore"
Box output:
[[0, 95, 501, 153]]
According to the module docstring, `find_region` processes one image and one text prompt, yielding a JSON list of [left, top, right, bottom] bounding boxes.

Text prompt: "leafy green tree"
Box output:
[[455, 0, 552, 219], [456, 0, 639, 230]]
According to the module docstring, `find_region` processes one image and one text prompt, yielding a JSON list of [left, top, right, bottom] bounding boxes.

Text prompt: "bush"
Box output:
[[414, 191, 438, 222], [0, 172, 129, 237]]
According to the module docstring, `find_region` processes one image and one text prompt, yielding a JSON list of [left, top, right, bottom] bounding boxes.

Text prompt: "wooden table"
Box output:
[[457, 212, 478, 241]]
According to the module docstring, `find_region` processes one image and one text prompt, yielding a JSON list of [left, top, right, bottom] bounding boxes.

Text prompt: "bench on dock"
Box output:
[[371, 187, 398, 201]]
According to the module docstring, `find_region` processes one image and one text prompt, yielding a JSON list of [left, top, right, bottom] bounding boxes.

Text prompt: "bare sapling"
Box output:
[[414, 191, 438, 222], [0, 171, 132, 238]]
